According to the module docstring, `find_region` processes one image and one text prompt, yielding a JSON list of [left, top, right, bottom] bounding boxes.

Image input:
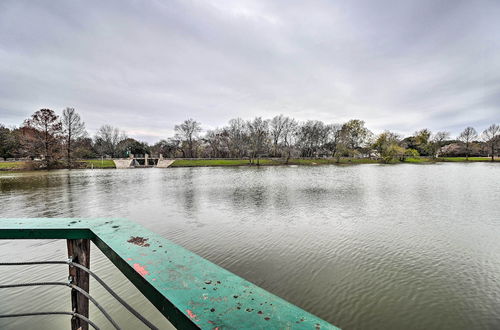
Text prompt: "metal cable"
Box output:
[[68, 261, 159, 330], [0, 281, 120, 329], [0, 260, 158, 330], [0, 311, 100, 330]]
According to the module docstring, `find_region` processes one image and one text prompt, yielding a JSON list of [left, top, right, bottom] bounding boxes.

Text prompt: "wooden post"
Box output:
[[67, 239, 90, 330]]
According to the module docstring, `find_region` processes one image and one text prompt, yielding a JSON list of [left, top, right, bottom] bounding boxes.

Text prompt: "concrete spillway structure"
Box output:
[[156, 159, 175, 168], [113, 159, 134, 168], [113, 154, 174, 168]]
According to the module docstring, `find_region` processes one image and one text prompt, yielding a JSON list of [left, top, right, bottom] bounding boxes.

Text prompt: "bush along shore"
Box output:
[[1, 157, 498, 171]]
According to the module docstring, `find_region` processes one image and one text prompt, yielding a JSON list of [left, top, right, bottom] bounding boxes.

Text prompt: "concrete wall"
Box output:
[[113, 159, 133, 168], [156, 159, 174, 168]]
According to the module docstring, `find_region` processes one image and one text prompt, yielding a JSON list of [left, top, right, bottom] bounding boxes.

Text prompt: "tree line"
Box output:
[[0, 108, 499, 167]]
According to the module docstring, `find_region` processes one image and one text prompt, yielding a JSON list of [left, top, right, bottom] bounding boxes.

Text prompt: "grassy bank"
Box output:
[[0, 159, 116, 171], [79, 159, 116, 168], [403, 157, 495, 163], [0, 162, 26, 170], [170, 157, 498, 167], [170, 158, 380, 167], [1, 157, 497, 171], [436, 157, 493, 162]]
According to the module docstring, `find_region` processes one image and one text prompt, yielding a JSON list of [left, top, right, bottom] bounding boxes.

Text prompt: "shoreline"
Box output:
[[0, 157, 498, 172]]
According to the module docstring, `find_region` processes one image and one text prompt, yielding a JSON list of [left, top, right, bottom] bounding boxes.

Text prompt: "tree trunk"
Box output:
[[45, 125, 50, 167], [67, 139, 71, 168], [67, 126, 72, 168]]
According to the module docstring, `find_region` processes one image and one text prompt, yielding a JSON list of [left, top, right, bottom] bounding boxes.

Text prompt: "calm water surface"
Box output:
[[1, 163, 499, 329]]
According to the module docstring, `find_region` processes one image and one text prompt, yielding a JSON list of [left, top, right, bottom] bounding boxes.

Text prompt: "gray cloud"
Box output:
[[0, 0, 499, 142]]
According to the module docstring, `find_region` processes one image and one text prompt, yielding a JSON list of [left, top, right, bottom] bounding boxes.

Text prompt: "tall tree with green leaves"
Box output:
[[339, 119, 373, 156], [0, 125, 19, 159], [410, 129, 433, 156], [372, 131, 403, 162]]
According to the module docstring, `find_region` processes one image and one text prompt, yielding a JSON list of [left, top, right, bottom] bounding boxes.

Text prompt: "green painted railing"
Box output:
[[0, 218, 339, 329]]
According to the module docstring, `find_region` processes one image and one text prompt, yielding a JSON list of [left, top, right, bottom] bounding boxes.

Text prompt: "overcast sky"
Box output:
[[1, 0, 499, 142]]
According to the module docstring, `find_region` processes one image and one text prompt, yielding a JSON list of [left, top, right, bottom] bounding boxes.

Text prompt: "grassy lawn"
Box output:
[[171, 159, 253, 167], [171, 157, 499, 167], [437, 157, 495, 162], [2, 157, 496, 171], [403, 157, 497, 163], [0, 162, 26, 169], [402, 157, 432, 163], [171, 158, 380, 167], [286, 158, 377, 165], [79, 159, 116, 168]]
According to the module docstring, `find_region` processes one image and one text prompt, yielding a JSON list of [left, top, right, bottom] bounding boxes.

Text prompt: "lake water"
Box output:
[[0, 163, 499, 329]]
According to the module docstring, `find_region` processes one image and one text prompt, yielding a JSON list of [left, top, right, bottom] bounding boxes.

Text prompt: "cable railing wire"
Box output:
[[0, 260, 158, 330], [0, 311, 100, 330], [0, 281, 120, 329]]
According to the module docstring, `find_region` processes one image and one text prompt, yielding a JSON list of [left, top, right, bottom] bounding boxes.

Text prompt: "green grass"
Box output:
[[171, 158, 380, 167], [171, 159, 253, 167], [0, 162, 26, 169], [402, 157, 431, 163], [79, 159, 116, 168], [171, 157, 499, 167], [402, 157, 498, 163], [437, 157, 494, 162], [2, 157, 496, 171], [286, 158, 377, 165]]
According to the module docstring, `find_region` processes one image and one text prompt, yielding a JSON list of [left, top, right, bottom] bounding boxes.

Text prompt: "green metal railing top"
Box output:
[[0, 218, 339, 329]]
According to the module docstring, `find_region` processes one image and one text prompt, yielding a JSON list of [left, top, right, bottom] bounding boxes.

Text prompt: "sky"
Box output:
[[0, 0, 499, 143]]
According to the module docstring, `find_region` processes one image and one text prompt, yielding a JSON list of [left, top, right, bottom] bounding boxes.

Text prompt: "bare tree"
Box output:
[[62, 108, 86, 167], [281, 118, 298, 163], [482, 123, 499, 161], [270, 115, 287, 157], [94, 125, 126, 158], [153, 138, 180, 158], [324, 124, 342, 158], [175, 119, 202, 158], [227, 118, 248, 158], [458, 127, 478, 160], [205, 128, 229, 158], [431, 131, 450, 158], [296, 120, 330, 157], [247, 117, 269, 164], [23, 109, 62, 167]]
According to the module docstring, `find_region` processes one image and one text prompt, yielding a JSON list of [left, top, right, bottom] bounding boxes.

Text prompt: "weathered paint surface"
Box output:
[[0, 218, 340, 329], [133, 263, 150, 277]]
